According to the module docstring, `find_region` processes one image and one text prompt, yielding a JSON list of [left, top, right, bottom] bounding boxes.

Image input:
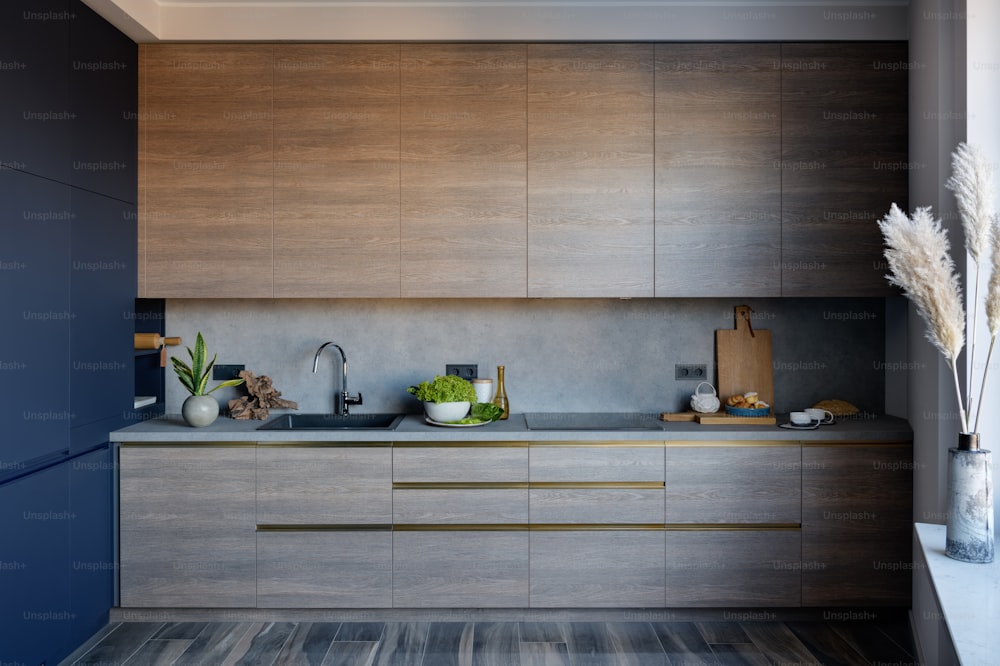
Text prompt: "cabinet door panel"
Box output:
[[273, 45, 401, 297], [394, 488, 528, 524], [257, 531, 392, 608], [530, 488, 664, 524], [665, 530, 801, 607], [119, 446, 256, 607], [257, 446, 391, 525], [654, 44, 781, 297], [527, 44, 654, 297], [0, 170, 71, 463], [530, 445, 664, 483], [801, 444, 912, 605], [664, 445, 801, 524], [393, 531, 529, 607], [780, 42, 907, 297], [529, 531, 665, 607], [140, 44, 273, 297], [401, 44, 527, 297], [394, 446, 527, 483]]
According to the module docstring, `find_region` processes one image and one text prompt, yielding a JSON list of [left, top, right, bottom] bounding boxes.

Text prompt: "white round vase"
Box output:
[[945, 433, 994, 563], [182, 395, 220, 427]]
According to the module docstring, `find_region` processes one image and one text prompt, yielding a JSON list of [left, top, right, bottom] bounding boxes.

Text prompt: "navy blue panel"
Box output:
[[0, 463, 72, 665], [69, 0, 137, 202], [70, 189, 136, 429], [68, 444, 114, 648], [0, 0, 72, 180], [0, 168, 72, 465]]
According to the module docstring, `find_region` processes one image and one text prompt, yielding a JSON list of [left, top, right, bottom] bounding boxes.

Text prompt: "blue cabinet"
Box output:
[[70, 189, 136, 432], [0, 0, 72, 180], [0, 168, 72, 464], [0, 0, 136, 662], [0, 464, 72, 665]]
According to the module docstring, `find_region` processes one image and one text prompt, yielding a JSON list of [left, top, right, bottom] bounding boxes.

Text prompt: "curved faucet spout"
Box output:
[[313, 341, 362, 416]]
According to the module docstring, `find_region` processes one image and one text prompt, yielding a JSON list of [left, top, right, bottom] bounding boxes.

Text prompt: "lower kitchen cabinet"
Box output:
[[393, 530, 529, 607], [801, 443, 913, 605], [529, 530, 666, 607], [118, 445, 256, 607], [664, 529, 802, 607], [257, 530, 392, 608], [257, 445, 391, 525]]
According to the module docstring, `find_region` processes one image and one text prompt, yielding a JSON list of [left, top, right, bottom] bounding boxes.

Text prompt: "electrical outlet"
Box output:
[[213, 364, 245, 381], [446, 364, 478, 380], [675, 363, 707, 380]]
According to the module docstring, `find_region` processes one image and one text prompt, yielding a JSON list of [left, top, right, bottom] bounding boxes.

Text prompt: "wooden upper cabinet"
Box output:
[[527, 44, 655, 297], [780, 42, 908, 296], [139, 44, 274, 298], [273, 45, 402, 297], [654, 44, 781, 297], [400, 44, 528, 297]]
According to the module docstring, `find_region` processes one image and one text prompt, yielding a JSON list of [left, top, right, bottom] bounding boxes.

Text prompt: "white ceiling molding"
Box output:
[[82, 0, 909, 42]]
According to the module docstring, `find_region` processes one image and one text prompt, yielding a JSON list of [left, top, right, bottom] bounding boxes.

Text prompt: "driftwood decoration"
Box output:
[[228, 369, 298, 420]]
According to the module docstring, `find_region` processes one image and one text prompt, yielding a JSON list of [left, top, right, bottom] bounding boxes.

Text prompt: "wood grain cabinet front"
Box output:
[[256, 445, 391, 525], [527, 44, 655, 297], [654, 43, 782, 297], [664, 529, 801, 607], [663, 444, 801, 524], [779, 42, 908, 296], [256, 530, 392, 608], [400, 44, 528, 298], [273, 45, 402, 298], [119, 445, 256, 607], [139, 44, 274, 298], [393, 530, 529, 608], [801, 443, 913, 606]]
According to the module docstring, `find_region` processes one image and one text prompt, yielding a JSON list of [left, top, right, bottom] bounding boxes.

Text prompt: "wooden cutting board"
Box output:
[[660, 411, 777, 426], [716, 305, 775, 410]]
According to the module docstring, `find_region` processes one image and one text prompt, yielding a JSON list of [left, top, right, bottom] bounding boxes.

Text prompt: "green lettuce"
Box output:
[[407, 375, 477, 403]]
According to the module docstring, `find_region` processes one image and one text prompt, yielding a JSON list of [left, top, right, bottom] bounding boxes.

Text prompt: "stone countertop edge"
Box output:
[[914, 522, 1000, 665], [111, 413, 913, 443]]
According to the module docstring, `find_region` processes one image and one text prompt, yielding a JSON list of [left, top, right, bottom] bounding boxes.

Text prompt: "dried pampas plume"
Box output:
[[878, 204, 966, 360], [947, 143, 994, 265], [989, 218, 1000, 335]]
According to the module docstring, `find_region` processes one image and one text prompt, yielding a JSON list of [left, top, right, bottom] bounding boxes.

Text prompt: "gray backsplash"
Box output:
[[165, 298, 889, 416]]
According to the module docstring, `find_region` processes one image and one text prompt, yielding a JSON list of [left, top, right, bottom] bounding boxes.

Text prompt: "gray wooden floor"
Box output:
[[63, 616, 917, 665]]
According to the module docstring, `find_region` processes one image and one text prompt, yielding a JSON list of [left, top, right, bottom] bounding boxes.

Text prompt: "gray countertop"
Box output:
[[112, 412, 912, 443]]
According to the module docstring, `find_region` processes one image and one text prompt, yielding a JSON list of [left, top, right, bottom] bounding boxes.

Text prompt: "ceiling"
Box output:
[[81, 0, 910, 42]]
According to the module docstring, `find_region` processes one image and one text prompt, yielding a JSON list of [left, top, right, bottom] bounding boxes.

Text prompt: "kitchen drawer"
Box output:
[[257, 530, 392, 608], [529, 487, 664, 524], [664, 529, 801, 607], [393, 444, 527, 483], [257, 446, 391, 524], [529, 530, 666, 607], [393, 530, 529, 607], [393, 487, 528, 524], [530, 444, 664, 483], [664, 444, 801, 523]]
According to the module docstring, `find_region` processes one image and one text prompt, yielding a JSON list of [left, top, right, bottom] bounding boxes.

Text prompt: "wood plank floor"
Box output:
[[63, 616, 917, 665]]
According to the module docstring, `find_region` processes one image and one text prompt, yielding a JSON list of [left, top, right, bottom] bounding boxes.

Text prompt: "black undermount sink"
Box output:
[[523, 412, 663, 431], [258, 413, 406, 430]]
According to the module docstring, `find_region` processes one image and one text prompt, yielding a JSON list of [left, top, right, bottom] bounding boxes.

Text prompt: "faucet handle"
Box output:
[[346, 392, 363, 406]]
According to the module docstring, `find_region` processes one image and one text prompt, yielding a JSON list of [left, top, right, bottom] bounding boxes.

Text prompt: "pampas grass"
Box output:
[[881, 142, 999, 434], [878, 203, 968, 431]]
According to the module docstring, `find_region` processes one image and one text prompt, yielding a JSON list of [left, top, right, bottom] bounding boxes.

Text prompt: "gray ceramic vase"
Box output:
[[182, 394, 219, 427], [945, 433, 994, 563]]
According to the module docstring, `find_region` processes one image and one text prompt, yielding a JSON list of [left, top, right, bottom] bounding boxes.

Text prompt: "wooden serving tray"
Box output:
[[660, 411, 777, 426]]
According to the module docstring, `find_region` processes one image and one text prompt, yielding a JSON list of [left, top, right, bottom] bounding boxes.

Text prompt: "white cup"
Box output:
[[789, 411, 814, 426], [805, 408, 834, 424], [472, 378, 493, 404]]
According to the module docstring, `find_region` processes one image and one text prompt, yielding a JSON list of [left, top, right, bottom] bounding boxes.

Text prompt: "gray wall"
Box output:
[[165, 297, 888, 417]]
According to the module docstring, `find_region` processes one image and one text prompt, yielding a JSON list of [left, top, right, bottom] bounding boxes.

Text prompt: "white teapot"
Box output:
[[690, 381, 721, 414]]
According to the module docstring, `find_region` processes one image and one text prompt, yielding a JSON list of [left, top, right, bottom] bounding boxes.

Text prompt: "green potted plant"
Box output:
[[171, 332, 245, 427]]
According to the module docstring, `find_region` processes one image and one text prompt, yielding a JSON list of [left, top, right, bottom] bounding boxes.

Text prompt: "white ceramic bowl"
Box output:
[[424, 401, 471, 422]]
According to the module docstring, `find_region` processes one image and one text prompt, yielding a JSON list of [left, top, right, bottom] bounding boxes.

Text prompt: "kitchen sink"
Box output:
[[258, 413, 406, 430], [524, 412, 663, 431]]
